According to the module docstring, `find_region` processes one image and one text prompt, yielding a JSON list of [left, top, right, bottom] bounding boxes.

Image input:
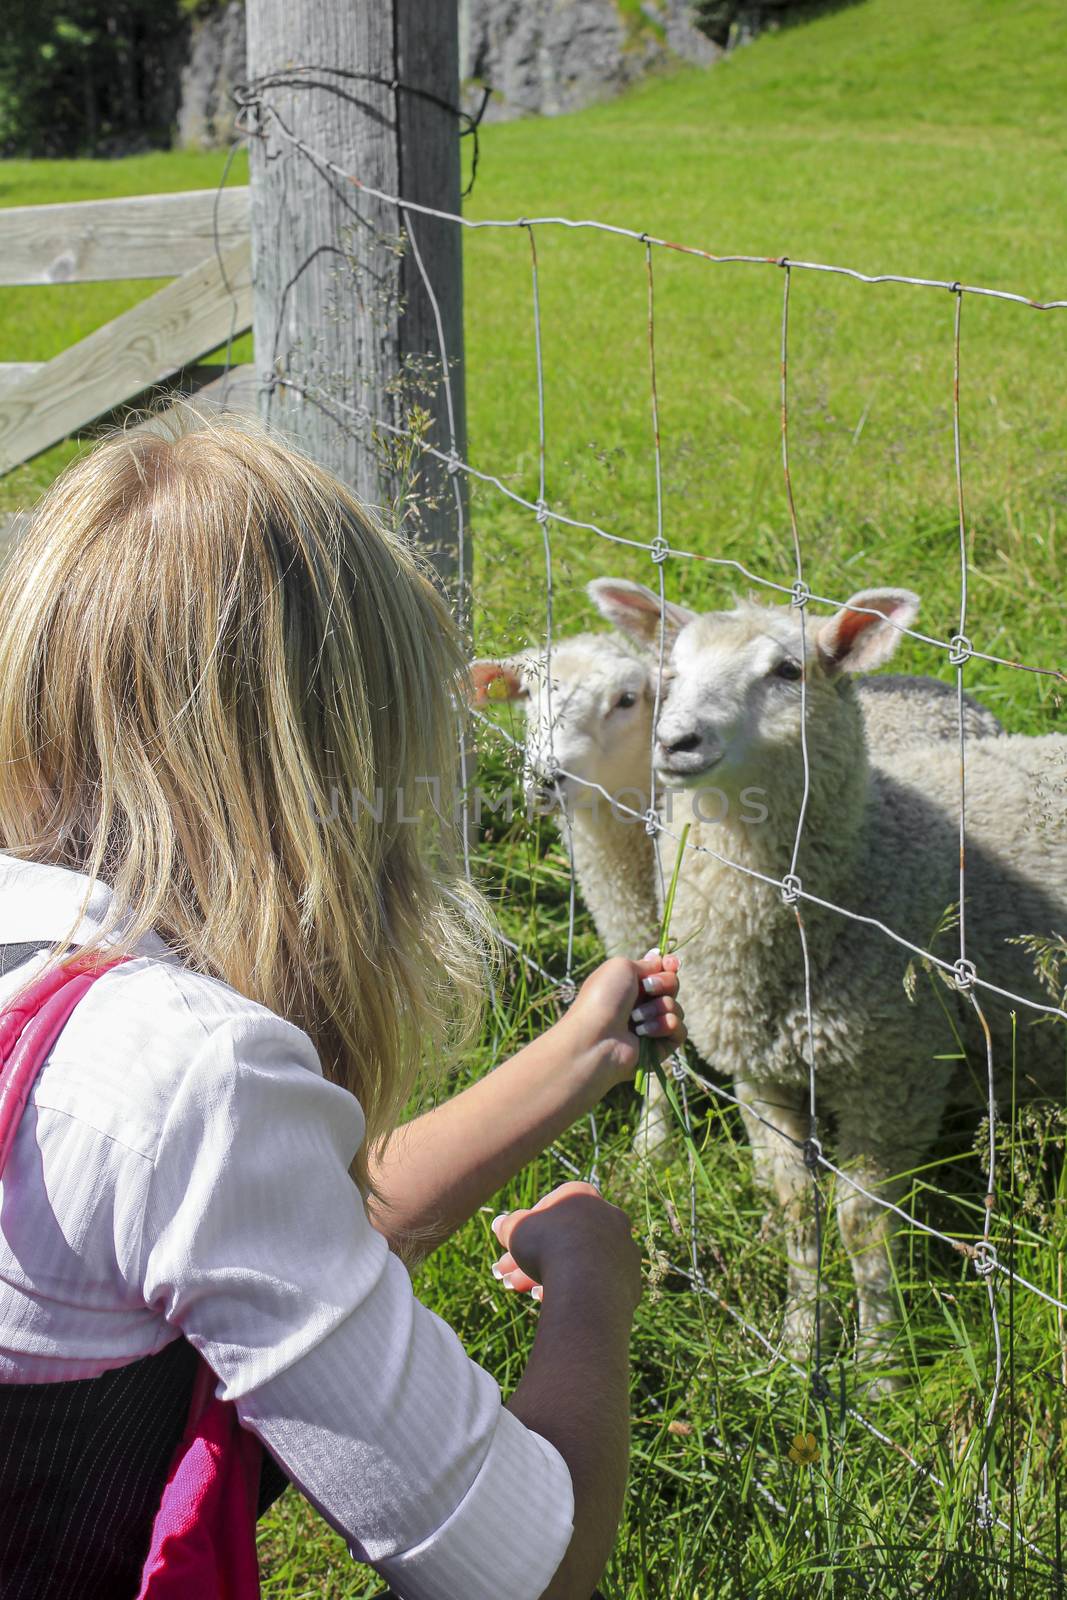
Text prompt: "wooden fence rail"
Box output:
[[0, 187, 250, 286], [0, 187, 255, 482]]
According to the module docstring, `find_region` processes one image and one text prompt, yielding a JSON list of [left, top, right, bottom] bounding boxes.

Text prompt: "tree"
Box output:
[[0, 1, 187, 158]]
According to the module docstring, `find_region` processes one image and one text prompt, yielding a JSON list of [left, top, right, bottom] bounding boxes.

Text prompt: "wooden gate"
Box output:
[[0, 186, 257, 480]]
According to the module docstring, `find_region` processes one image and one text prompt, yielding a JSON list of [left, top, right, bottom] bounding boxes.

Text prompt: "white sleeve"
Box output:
[[137, 1013, 574, 1600]]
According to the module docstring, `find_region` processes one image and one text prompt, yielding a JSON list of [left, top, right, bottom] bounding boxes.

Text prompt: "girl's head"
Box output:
[[0, 413, 495, 1189]]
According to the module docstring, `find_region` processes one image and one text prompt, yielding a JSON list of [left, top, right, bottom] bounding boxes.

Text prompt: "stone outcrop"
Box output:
[[175, 0, 822, 148], [459, 0, 719, 122]]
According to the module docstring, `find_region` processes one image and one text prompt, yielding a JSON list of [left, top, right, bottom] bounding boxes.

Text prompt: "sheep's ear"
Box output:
[[816, 589, 920, 674], [468, 659, 527, 705], [586, 578, 696, 648]]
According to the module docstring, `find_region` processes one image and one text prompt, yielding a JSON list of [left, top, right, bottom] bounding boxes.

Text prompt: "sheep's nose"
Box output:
[[526, 766, 562, 804], [664, 730, 701, 755]]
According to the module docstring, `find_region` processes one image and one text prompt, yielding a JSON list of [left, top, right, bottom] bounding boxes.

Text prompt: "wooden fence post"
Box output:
[[244, 1, 468, 604]]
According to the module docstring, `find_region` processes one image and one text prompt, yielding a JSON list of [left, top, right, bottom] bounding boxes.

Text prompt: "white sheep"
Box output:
[[588, 576, 1066, 1380], [470, 634, 660, 965], [471, 636, 672, 1155], [470, 622, 1005, 1162]]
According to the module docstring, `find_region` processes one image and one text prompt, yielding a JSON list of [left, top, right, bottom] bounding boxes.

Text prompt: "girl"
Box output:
[[0, 417, 684, 1600]]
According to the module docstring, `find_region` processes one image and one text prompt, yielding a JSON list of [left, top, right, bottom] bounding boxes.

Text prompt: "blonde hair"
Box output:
[[0, 412, 496, 1192]]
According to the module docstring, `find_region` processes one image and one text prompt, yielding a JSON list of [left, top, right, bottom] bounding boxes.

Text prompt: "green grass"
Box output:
[[4, 0, 1067, 1592]]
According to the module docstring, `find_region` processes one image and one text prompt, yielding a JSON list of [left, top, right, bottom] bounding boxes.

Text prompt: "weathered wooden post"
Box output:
[[244, 2, 468, 601]]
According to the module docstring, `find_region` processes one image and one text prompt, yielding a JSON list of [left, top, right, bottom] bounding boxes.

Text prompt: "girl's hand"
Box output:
[[490, 1179, 642, 1310], [557, 949, 685, 1093]]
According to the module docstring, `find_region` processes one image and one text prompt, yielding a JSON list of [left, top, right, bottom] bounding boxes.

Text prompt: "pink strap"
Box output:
[[0, 948, 262, 1598], [0, 957, 129, 1175]]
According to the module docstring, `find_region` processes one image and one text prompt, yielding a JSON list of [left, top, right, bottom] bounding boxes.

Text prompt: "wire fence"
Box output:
[[231, 74, 1067, 1586]]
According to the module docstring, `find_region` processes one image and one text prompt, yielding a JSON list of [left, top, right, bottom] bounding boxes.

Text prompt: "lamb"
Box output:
[[589, 576, 1067, 1379], [470, 622, 1006, 1162], [470, 634, 660, 968], [470, 635, 672, 1154]]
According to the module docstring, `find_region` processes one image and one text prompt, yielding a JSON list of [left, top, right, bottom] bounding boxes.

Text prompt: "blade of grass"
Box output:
[[632, 822, 717, 1196], [635, 820, 690, 1096]]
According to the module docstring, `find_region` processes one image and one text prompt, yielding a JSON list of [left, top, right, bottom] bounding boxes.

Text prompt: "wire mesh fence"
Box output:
[[231, 73, 1067, 1590]]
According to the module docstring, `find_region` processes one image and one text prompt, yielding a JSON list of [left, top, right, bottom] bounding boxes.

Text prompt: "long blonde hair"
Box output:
[[0, 412, 496, 1191]]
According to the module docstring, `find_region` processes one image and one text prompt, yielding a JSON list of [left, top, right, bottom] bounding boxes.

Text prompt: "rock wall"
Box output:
[[459, 0, 719, 123], [175, 0, 821, 148]]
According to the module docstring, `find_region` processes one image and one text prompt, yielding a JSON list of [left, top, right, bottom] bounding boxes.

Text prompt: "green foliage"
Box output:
[[178, 0, 239, 15], [616, 0, 667, 48], [0, 2, 187, 158], [692, 0, 823, 49]]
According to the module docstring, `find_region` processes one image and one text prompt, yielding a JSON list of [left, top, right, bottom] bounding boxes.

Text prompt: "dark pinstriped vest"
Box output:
[[0, 942, 287, 1600]]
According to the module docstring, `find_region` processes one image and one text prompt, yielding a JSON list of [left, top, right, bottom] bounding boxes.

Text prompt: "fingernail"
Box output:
[[641, 976, 661, 995], [530, 1285, 543, 1303], [642, 947, 660, 961], [491, 1213, 507, 1238], [491, 1262, 504, 1281], [635, 1022, 651, 1037], [631, 1001, 656, 1023]]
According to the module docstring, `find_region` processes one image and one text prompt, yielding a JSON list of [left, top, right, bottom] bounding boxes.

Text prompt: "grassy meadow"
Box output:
[[3, 0, 1067, 1593]]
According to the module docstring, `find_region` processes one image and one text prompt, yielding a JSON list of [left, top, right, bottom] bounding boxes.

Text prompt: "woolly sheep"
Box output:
[[589, 576, 1066, 1380], [470, 623, 1005, 1161], [470, 634, 660, 964], [471, 636, 671, 1155]]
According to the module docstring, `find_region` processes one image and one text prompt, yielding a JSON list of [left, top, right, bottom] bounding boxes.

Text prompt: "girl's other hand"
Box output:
[[558, 950, 685, 1092], [489, 1180, 642, 1311]]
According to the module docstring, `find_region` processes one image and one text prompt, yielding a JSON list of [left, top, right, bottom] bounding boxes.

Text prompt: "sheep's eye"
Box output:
[[615, 691, 637, 710], [774, 658, 803, 682]]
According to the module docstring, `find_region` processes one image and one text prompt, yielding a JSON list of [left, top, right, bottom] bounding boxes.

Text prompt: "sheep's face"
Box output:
[[469, 636, 655, 816], [585, 578, 921, 796], [522, 644, 654, 812], [655, 607, 822, 788]]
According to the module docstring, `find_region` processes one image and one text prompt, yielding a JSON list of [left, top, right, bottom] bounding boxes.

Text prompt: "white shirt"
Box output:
[[0, 853, 574, 1600]]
